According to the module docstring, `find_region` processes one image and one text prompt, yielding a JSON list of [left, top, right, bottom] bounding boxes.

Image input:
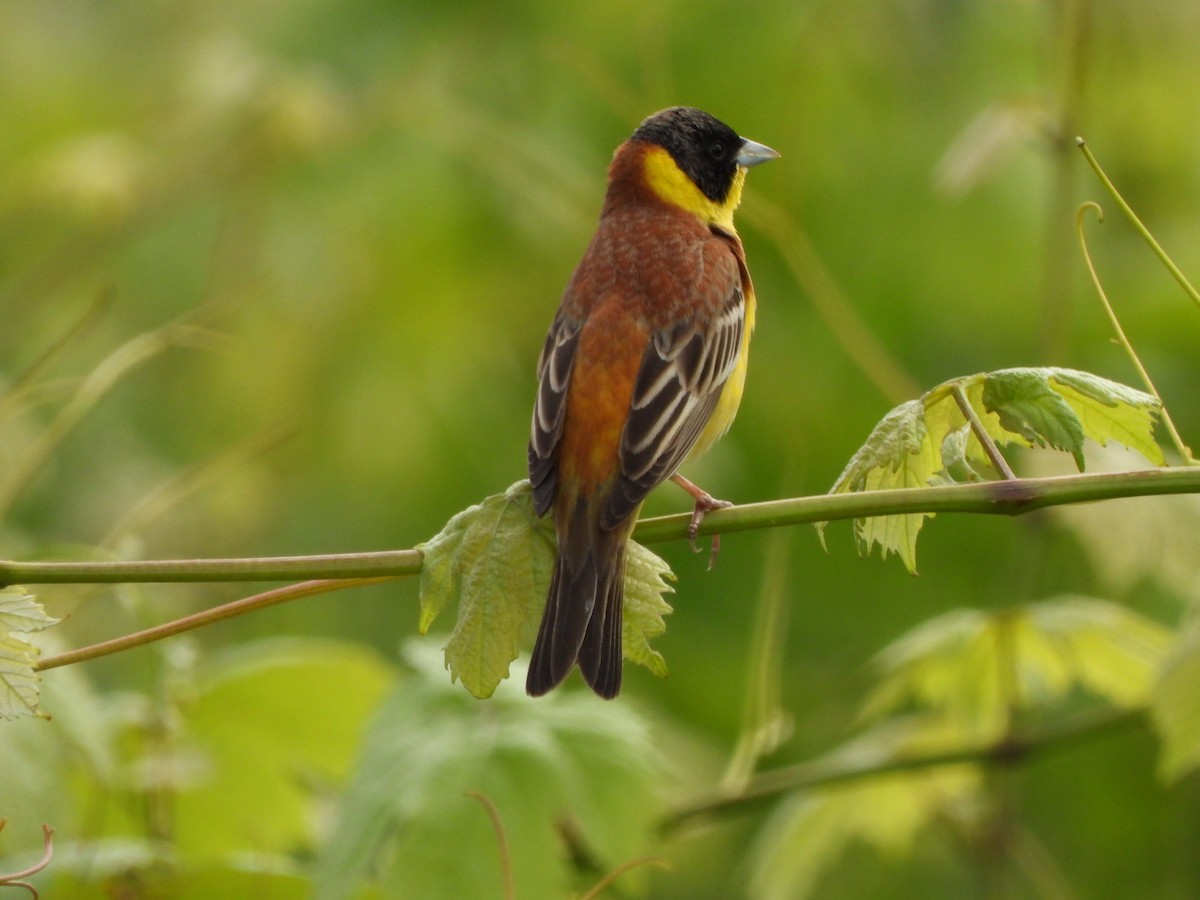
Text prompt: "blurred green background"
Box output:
[[2, 0, 1199, 897]]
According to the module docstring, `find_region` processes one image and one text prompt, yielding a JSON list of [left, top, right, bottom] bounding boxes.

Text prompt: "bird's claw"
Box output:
[[687, 493, 733, 569]]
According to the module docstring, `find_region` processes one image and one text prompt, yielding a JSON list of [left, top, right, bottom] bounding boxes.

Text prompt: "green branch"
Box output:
[[635, 466, 1200, 544], [0, 549, 423, 586], [13, 466, 1200, 674], [3, 468, 1200, 587], [33, 577, 397, 672], [660, 706, 1142, 835]]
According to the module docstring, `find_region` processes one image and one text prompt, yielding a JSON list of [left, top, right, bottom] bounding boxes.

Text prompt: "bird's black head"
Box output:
[[631, 107, 746, 203]]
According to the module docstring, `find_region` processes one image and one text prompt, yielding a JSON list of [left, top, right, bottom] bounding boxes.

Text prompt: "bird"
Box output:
[[526, 106, 778, 698]]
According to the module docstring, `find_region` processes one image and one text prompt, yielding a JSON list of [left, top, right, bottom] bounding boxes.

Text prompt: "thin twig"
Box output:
[[0, 823, 55, 898], [952, 384, 1017, 479], [661, 706, 1140, 835], [34, 578, 395, 671], [579, 856, 671, 900], [465, 792, 514, 900], [1075, 202, 1194, 462], [1076, 137, 1200, 313]]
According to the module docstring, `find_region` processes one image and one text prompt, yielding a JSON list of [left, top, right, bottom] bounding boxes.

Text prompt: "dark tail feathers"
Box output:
[[526, 503, 625, 698]]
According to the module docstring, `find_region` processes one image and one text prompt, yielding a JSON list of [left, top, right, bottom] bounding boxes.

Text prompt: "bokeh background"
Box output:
[[2, 0, 1199, 897]]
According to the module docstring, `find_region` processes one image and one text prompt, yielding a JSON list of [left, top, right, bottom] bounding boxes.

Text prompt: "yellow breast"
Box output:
[[687, 288, 756, 461]]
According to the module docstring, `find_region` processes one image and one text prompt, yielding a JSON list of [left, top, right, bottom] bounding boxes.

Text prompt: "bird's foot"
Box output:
[[671, 474, 733, 569]]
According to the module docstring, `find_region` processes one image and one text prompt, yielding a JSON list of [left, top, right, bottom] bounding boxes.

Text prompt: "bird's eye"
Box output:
[[709, 142, 725, 159]]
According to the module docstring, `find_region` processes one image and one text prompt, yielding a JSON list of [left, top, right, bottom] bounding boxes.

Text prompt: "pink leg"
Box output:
[[671, 473, 733, 568]]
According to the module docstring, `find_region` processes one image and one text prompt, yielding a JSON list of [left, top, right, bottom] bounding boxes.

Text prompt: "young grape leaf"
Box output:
[[174, 637, 396, 858], [824, 368, 1163, 571], [417, 480, 675, 698], [983, 368, 1086, 463], [314, 642, 664, 900], [861, 596, 1170, 741], [0, 586, 60, 720], [1048, 368, 1166, 463], [417, 481, 554, 698], [621, 541, 675, 677], [936, 424, 988, 484], [1151, 621, 1200, 782]]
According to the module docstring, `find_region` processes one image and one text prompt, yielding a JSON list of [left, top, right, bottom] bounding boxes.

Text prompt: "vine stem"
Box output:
[[3, 469, 1200, 589], [1076, 137, 1200, 313], [0, 549, 422, 587], [34, 578, 396, 672], [1076, 202, 1194, 463], [0, 823, 55, 897], [633, 466, 1200, 544], [9, 467, 1199, 673], [580, 857, 671, 900], [660, 706, 1140, 835]]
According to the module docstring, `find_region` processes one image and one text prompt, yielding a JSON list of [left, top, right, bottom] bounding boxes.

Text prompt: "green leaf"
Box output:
[[418, 480, 675, 698], [417, 481, 554, 634], [0, 586, 60, 720], [753, 596, 1173, 899], [314, 641, 664, 900], [1025, 598, 1170, 706], [0, 639, 116, 851], [822, 400, 935, 572], [749, 717, 981, 900], [826, 368, 1163, 571], [418, 481, 554, 698], [1047, 369, 1166, 465], [862, 597, 1170, 741], [621, 541, 676, 677], [829, 400, 929, 492], [173, 637, 396, 859], [983, 368, 1085, 465], [1151, 622, 1200, 781], [936, 425, 986, 484]]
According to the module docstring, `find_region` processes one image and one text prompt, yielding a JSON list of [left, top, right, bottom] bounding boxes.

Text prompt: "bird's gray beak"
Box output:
[[736, 138, 781, 168]]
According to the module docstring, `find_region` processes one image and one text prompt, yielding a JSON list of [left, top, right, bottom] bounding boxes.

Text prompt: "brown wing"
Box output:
[[528, 310, 582, 516], [600, 278, 744, 530]]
